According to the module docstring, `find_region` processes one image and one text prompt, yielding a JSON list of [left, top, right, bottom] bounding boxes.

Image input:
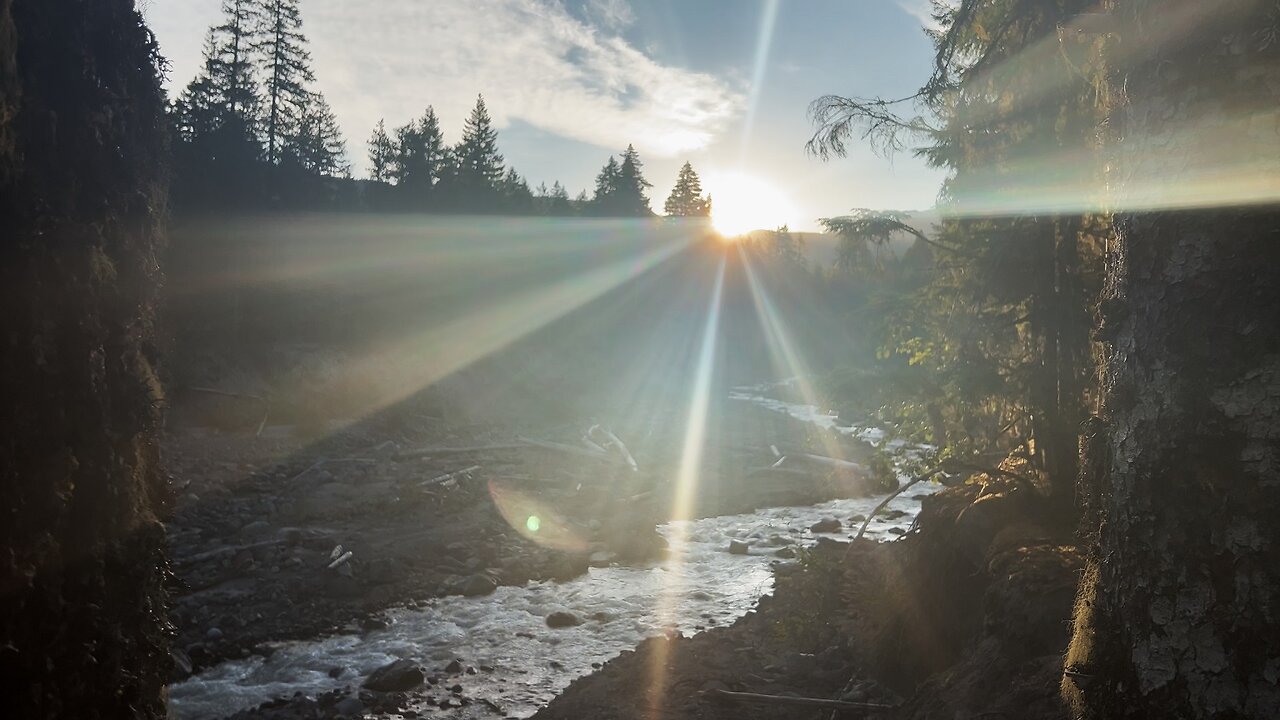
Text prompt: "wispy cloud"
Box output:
[[583, 0, 636, 33], [894, 0, 943, 31]]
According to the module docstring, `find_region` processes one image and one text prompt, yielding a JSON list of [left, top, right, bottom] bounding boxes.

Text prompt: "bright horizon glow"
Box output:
[[704, 172, 799, 237]]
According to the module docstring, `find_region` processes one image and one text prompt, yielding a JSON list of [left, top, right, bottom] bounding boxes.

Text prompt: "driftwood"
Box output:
[[589, 425, 638, 472], [856, 465, 944, 540], [419, 465, 481, 488], [703, 688, 895, 712]]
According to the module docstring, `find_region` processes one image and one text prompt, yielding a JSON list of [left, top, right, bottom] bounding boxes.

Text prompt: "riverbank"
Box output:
[[163, 377, 892, 705], [536, 467, 1082, 720]]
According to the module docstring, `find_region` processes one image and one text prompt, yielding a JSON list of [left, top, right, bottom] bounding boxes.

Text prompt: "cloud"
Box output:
[[894, 0, 943, 31], [208, 0, 743, 174], [583, 0, 636, 32]]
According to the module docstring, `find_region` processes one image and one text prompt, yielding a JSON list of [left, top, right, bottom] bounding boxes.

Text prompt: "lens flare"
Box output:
[[646, 254, 727, 718]]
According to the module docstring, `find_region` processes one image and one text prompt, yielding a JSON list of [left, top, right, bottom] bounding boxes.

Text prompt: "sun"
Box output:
[[704, 172, 798, 238]]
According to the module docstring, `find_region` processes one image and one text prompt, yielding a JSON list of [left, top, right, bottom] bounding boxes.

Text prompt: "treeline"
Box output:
[[167, 1, 714, 219], [364, 103, 691, 218]]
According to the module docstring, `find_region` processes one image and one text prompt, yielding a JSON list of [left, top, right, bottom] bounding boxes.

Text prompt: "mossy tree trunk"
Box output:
[[1065, 1, 1280, 717], [0, 0, 170, 716]]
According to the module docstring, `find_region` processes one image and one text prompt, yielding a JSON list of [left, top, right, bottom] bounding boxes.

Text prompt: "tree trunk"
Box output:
[[1065, 2, 1280, 716], [0, 1, 170, 716]]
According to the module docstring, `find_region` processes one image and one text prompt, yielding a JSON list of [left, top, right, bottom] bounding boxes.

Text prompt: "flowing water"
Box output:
[[169, 392, 933, 719]]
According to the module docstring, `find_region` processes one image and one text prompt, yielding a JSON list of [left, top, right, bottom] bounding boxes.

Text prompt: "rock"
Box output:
[[240, 520, 272, 538], [459, 574, 496, 597], [888, 527, 906, 535], [361, 616, 390, 631], [774, 547, 796, 558], [810, 517, 842, 534], [728, 540, 750, 555], [546, 611, 582, 628], [328, 667, 344, 679], [363, 658, 424, 692], [205, 627, 223, 641], [588, 551, 614, 567], [445, 659, 463, 674], [334, 696, 365, 717], [849, 514, 866, 523]]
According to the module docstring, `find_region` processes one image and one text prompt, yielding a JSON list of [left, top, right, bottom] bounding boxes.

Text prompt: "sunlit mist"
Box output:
[[704, 172, 799, 237]]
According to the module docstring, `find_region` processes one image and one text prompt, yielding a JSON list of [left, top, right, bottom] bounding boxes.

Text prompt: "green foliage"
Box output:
[[808, 1, 1112, 504]]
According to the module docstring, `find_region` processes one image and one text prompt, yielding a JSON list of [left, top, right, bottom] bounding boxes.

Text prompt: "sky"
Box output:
[[141, 0, 947, 231]]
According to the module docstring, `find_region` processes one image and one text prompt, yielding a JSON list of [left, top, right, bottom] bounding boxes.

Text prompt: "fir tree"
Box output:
[[389, 107, 447, 207], [451, 95, 505, 210], [287, 93, 347, 176], [499, 168, 534, 214], [591, 156, 621, 215], [663, 161, 709, 216], [615, 144, 653, 216], [549, 181, 573, 216], [367, 119, 395, 182], [256, 0, 316, 166]]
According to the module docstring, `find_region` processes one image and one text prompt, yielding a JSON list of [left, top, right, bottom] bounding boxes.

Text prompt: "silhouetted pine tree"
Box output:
[[367, 119, 395, 182], [389, 107, 448, 207], [548, 181, 573, 216], [615, 144, 653, 215], [664, 161, 709, 216], [255, 0, 316, 166], [287, 93, 347, 176], [451, 95, 505, 211], [592, 155, 621, 214], [499, 168, 534, 214]]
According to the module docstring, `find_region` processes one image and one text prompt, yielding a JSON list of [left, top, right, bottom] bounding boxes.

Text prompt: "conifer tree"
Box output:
[[664, 161, 710, 216], [451, 95, 505, 210], [367, 119, 395, 183], [389, 107, 447, 207], [499, 168, 534, 214], [616, 144, 653, 216], [288, 93, 347, 176], [549, 181, 573, 216], [256, 0, 316, 166], [592, 155, 621, 214]]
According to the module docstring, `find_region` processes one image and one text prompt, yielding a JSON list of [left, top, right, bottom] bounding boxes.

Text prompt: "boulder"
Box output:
[[459, 574, 496, 597], [546, 611, 582, 628], [363, 658, 424, 692], [810, 517, 842, 534], [728, 541, 750, 555]]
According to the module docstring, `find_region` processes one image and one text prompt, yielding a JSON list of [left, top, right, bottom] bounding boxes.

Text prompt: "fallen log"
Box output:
[[703, 688, 895, 712]]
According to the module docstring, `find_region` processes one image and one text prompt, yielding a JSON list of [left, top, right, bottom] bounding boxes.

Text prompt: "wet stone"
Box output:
[[363, 658, 425, 692]]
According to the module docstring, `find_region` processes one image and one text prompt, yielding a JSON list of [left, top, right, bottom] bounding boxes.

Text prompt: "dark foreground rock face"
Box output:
[[0, 1, 170, 716]]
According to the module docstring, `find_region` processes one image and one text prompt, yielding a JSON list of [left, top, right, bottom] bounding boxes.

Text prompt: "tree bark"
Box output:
[[1065, 2, 1280, 716], [0, 1, 169, 716]]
